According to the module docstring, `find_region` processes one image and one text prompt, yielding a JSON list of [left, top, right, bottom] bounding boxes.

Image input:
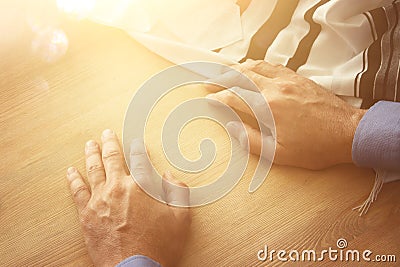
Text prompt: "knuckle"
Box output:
[[277, 81, 295, 93], [79, 209, 91, 224], [94, 199, 108, 210], [80, 207, 90, 216], [85, 146, 99, 156], [87, 164, 104, 175], [73, 185, 88, 198], [67, 173, 79, 184], [290, 74, 304, 82], [253, 60, 265, 69], [254, 59, 265, 64], [102, 149, 121, 161], [109, 182, 126, 196]]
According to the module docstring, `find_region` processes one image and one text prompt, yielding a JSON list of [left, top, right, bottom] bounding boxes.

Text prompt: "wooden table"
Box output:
[[1, 5, 399, 267]]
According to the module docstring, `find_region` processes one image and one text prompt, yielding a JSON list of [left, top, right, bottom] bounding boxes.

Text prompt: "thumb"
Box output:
[[130, 138, 153, 187], [162, 171, 190, 207], [130, 138, 164, 199], [162, 171, 191, 222]]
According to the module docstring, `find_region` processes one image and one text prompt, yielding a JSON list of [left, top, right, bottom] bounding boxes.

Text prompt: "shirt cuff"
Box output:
[[352, 101, 400, 171], [115, 255, 162, 267]]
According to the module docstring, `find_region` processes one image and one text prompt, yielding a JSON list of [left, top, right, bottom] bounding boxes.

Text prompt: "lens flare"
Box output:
[[57, 0, 96, 18], [31, 28, 69, 63]]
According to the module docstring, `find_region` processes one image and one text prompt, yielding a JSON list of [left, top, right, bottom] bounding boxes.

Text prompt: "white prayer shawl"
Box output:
[[83, 0, 400, 213]]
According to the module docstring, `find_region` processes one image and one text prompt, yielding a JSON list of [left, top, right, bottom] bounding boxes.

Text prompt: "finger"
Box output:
[[205, 64, 266, 92], [202, 66, 231, 93], [85, 140, 106, 191], [207, 87, 274, 128], [67, 167, 90, 213], [162, 171, 191, 221], [101, 129, 127, 178], [229, 64, 271, 91], [226, 121, 275, 161], [204, 68, 252, 92], [129, 138, 153, 186], [207, 87, 254, 116], [242, 59, 296, 78], [130, 138, 163, 198], [162, 171, 190, 206]]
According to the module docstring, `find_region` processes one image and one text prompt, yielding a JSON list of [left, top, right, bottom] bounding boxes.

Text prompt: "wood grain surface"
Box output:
[[0, 4, 399, 267]]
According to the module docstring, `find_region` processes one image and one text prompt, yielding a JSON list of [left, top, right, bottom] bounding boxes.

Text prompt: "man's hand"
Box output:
[[207, 60, 366, 170], [66, 129, 191, 267]]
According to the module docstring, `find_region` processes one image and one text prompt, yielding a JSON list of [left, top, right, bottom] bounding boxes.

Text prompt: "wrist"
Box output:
[[343, 108, 367, 164]]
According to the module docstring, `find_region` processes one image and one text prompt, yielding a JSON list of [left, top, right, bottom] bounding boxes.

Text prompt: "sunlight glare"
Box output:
[[57, 0, 96, 18]]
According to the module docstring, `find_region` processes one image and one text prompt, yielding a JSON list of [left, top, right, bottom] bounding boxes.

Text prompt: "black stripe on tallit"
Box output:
[[374, 1, 399, 102], [244, 0, 300, 61], [354, 12, 377, 97], [354, 49, 367, 97], [397, 59, 400, 101], [384, 1, 399, 101], [359, 7, 389, 108], [286, 0, 329, 72]]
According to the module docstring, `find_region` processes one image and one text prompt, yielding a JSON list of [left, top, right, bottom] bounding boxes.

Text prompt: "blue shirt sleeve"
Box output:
[[115, 255, 162, 267], [352, 101, 400, 171]]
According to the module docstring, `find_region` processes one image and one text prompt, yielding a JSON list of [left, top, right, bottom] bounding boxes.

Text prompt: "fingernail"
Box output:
[[102, 129, 114, 137], [67, 167, 76, 175], [86, 140, 97, 148]]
